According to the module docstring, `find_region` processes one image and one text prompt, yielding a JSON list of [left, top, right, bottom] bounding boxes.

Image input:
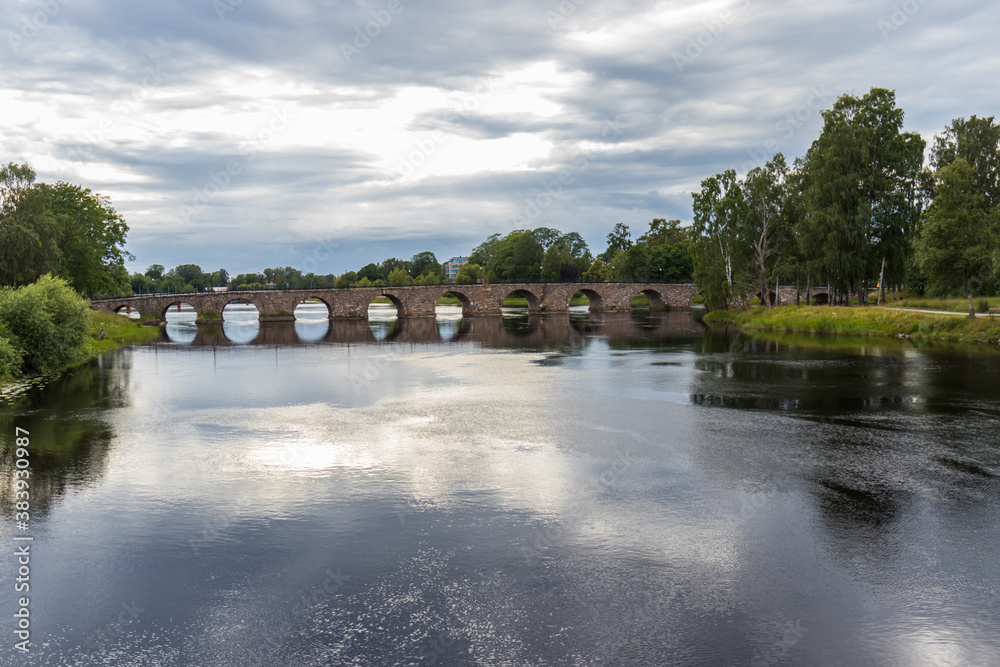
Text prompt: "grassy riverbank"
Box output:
[[704, 306, 1000, 345], [85, 310, 162, 357]]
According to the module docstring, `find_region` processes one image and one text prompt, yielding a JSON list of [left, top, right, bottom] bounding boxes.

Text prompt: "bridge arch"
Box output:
[[501, 288, 541, 314], [113, 304, 140, 319], [632, 288, 668, 311], [222, 297, 262, 321], [162, 300, 200, 320], [571, 288, 604, 312], [294, 295, 333, 320], [436, 289, 474, 317]]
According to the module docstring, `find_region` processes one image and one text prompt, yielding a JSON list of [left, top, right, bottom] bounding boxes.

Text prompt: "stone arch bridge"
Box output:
[[92, 282, 701, 322]]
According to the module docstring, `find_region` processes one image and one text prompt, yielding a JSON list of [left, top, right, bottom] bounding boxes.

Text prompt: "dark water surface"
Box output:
[[2, 307, 999, 666]]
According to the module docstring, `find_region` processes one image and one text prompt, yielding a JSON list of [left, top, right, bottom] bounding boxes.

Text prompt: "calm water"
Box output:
[[2, 305, 1000, 666]]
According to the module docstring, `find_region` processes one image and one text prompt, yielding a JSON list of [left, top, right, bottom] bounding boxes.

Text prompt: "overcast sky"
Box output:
[[2, 0, 997, 276]]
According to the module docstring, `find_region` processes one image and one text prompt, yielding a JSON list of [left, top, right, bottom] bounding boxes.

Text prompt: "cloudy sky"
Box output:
[[2, 0, 997, 276]]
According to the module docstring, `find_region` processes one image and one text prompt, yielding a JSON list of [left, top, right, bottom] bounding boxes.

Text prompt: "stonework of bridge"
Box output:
[[91, 282, 701, 322]]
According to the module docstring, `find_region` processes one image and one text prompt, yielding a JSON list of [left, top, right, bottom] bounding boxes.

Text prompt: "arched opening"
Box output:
[[113, 304, 140, 319], [812, 292, 830, 306], [368, 294, 401, 340], [222, 299, 261, 322], [436, 290, 473, 317], [570, 289, 603, 312], [631, 290, 666, 311], [162, 301, 198, 323], [501, 289, 540, 314], [293, 296, 332, 321]]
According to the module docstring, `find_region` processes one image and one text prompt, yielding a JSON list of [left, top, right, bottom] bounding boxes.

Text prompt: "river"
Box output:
[[1, 305, 999, 666]]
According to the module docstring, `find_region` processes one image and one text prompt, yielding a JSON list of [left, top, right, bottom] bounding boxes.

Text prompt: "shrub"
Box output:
[[0, 328, 22, 381], [0, 274, 90, 372], [976, 298, 990, 313]]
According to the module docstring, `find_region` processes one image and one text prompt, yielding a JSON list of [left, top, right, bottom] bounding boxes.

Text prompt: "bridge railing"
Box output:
[[92, 280, 709, 301]]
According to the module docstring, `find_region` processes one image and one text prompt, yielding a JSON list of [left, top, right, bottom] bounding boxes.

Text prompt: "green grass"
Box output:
[[199, 310, 220, 319], [884, 296, 993, 313], [437, 295, 462, 305], [704, 305, 1000, 345], [86, 310, 162, 357]]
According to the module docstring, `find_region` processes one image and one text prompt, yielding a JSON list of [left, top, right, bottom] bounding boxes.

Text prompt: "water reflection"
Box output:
[[0, 355, 127, 519], [156, 311, 708, 351], [5, 316, 1000, 665]]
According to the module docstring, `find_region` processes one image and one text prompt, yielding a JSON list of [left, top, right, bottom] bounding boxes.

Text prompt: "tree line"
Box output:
[[129, 222, 695, 295], [690, 87, 1000, 316]]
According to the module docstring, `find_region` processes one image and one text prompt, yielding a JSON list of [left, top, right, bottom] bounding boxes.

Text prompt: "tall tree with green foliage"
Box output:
[[42, 182, 131, 297], [930, 115, 1000, 208], [691, 169, 749, 309], [0, 163, 60, 287], [798, 88, 925, 304], [915, 159, 996, 317], [743, 155, 789, 308]]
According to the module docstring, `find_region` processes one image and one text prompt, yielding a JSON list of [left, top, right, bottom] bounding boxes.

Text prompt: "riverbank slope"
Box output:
[[704, 306, 1000, 345]]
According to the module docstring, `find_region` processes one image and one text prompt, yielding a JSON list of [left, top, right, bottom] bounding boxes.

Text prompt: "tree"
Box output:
[[145, 264, 165, 280], [915, 159, 995, 317], [638, 219, 694, 283], [691, 169, 749, 309], [43, 182, 132, 297], [387, 266, 414, 286], [799, 88, 925, 304], [409, 251, 443, 280], [455, 263, 483, 284], [582, 258, 611, 282], [541, 243, 565, 282], [532, 227, 562, 250], [335, 271, 357, 288], [601, 222, 632, 261], [743, 155, 788, 308], [0, 163, 59, 287], [930, 115, 1000, 208]]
